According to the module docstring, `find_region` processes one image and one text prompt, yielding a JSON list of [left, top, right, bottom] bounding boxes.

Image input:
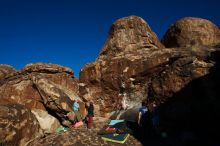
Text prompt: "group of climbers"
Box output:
[[70, 96, 159, 133], [71, 97, 94, 129], [64, 95, 160, 144]]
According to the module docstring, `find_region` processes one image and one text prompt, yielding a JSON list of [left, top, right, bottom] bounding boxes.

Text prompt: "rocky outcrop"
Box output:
[[99, 16, 164, 60], [1, 15, 220, 145], [79, 16, 218, 118], [80, 16, 220, 145], [27, 128, 142, 146], [0, 104, 43, 146], [32, 75, 86, 126], [31, 109, 61, 134], [0, 63, 83, 126], [80, 47, 217, 118], [0, 64, 16, 83], [162, 17, 220, 48], [0, 63, 77, 108], [80, 16, 165, 117]]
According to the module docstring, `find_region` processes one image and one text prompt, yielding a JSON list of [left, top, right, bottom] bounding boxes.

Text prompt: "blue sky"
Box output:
[[0, 0, 219, 78]]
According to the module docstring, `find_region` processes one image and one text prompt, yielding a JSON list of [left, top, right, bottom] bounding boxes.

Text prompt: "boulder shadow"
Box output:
[[128, 49, 220, 146]]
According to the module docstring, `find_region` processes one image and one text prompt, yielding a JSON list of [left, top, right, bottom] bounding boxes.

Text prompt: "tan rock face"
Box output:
[[81, 47, 216, 117], [32, 75, 86, 126], [0, 104, 43, 146], [31, 109, 61, 134], [0, 79, 46, 110], [0, 63, 82, 125], [162, 17, 220, 48]]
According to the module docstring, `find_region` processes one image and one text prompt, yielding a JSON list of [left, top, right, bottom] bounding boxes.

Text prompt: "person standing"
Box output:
[[138, 100, 148, 127], [72, 98, 81, 123], [137, 100, 149, 144], [151, 101, 160, 134], [86, 101, 94, 129]]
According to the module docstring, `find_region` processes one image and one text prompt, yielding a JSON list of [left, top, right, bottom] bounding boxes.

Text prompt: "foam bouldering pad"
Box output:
[[109, 120, 125, 126], [101, 133, 130, 144], [98, 126, 117, 135]]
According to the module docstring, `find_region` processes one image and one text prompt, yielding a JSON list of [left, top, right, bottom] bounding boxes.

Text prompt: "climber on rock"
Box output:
[[121, 93, 129, 110]]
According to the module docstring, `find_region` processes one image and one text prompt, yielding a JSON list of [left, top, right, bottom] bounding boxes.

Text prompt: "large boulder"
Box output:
[[79, 16, 164, 117], [0, 63, 78, 109], [162, 17, 220, 48], [0, 104, 43, 146], [32, 75, 86, 126], [80, 46, 217, 118], [80, 16, 220, 144], [0, 63, 83, 126], [79, 16, 218, 118]]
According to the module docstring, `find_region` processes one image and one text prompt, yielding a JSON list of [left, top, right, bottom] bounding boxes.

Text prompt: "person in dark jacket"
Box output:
[[138, 100, 148, 127], [86, 101, 94, 129]]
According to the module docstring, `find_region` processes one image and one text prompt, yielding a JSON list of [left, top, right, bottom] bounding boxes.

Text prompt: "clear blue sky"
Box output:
[[1, 0, 219, 78]]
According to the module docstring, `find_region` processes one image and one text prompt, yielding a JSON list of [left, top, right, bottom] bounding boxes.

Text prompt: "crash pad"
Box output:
[[101, 133, 130, 144], [109, 120, 125, 126]]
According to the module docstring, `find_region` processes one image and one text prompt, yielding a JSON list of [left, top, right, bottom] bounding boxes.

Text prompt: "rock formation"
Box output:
[[79, 16, 220, 119], [0, 104, 43, 146], [162, 17, 220, 48], [0, 64, 16, 79], [99, 16, 164, 59], [80, 16, 220, 144], [0, 63, 84, 126], [31, 109, 61, 134], [79, 16, 165, 117], [32, 75, 86, 126], [1, 15, 220, 146]]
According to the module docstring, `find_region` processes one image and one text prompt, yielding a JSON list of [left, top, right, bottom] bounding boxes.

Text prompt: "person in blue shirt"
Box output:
[[138, 100, 148, 127], [72, 98, 81, 122]]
